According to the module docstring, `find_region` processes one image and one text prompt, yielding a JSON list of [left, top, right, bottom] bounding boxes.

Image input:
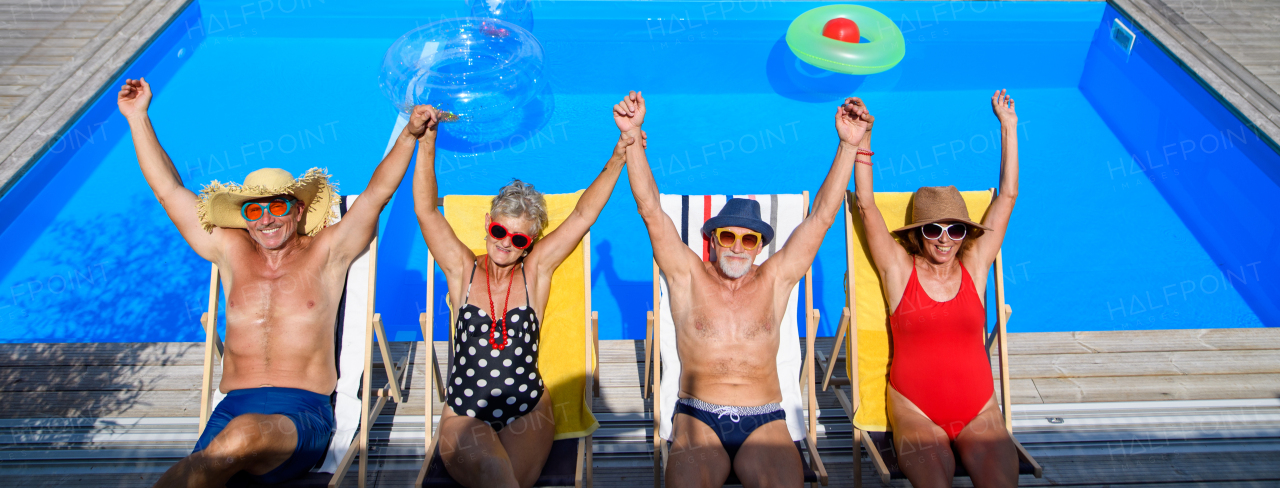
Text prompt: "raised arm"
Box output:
[[767, 98, 875, 285], [412, 107, 475, 279], [850, 109, 911, 281], [969, 89, 1019, 267], [119, 78, 221, 262], [326, 105, 436, 264], [616, 91, 701, 281], [527, 132, 631, 277]]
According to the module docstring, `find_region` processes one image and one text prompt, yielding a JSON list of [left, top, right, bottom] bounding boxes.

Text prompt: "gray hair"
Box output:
[[490, 179, 549, 239]]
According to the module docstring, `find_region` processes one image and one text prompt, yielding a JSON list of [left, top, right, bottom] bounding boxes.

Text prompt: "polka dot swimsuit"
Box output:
[[446, 261, 543, 431]]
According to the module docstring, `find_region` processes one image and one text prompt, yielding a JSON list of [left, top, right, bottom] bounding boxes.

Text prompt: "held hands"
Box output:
[[117, 78, 152, 120], [835, 97, 873, 146], [407, 105, 441, 141], [613, 90, 646, 136], [991, 89, 1016, 126], [609, 130, 647, 164]]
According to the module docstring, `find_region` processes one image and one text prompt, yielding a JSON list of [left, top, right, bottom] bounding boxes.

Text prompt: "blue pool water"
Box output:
[[0, 1, 1276, 343]]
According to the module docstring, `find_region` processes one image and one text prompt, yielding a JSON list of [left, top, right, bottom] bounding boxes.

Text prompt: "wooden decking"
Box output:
[[0, 0, 137, 117], [3, 329, 1280, 486], [1162, 0, 1280, 96], [0, 0, 180, 195]]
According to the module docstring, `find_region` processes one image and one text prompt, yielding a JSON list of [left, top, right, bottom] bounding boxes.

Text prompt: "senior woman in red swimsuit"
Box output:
[[853, 90, 1021, 487]]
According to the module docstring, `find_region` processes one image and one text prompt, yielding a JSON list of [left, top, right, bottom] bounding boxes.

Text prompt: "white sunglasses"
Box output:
[[921, 223, 967, 240]]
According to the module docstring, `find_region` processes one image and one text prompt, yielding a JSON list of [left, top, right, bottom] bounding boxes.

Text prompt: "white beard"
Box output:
[[717, 250, 753, 278]]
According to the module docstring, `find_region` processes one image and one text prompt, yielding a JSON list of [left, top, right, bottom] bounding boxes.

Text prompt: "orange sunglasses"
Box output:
[[713, 228, 762, 250]]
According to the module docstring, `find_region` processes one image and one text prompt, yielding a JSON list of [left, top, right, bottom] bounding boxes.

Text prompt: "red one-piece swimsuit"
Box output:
[[889, 256, 993, 441]]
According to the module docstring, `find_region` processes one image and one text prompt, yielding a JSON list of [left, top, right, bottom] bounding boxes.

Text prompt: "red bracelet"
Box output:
[[856, 158, 873, 166], [856, 148, 875, 156]]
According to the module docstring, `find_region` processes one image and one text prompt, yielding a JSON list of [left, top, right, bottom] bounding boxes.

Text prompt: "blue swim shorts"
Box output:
[[193, 387, 335, 484]]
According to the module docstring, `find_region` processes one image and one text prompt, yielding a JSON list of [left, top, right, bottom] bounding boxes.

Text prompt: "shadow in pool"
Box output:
[[590, 240, 651, 341], [765, 35, 865, 103], [6, 195, 208, 343]]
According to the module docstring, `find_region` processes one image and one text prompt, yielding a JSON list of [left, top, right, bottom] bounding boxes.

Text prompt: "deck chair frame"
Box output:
[[414, 197, 599, 488], [198, 199, 410, 488], [642, 192, 828, 487], [815, 189, 1042, 486]]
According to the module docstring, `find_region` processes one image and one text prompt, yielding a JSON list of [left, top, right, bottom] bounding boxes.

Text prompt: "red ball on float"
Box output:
[[822, 17, 860, 43]]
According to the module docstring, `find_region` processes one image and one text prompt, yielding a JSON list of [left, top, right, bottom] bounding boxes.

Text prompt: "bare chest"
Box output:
[[676, 273, 781, 343], [221, 248, 342, 328]]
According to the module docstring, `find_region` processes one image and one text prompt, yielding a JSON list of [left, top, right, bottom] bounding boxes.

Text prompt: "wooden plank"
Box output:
[[359, 238, 379, 484], [0, 389, 202, 418], [1006, 378, 1044, 405], [0, 365, 211, 392], [1006, 328, 1280, 355], [1000, 349, 1280, 379], [0, 75, 58, 85], [0, 38, 41, 48], [597, 340, 648, 364], [1, 65, 59, 75], [199, 263, 220, 434], [0, 20, 104, 30], [0, 342, 205, 368], [24, 46, 85, 57], [1031, 373, 1280, 403], [0, 85, 34, 95]]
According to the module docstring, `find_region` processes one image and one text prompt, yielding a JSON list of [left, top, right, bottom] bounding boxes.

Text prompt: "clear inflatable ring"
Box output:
[[379, 17, 545, 122]]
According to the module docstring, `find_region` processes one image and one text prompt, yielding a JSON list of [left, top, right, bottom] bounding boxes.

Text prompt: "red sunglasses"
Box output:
[[488, 222, 533, 249]]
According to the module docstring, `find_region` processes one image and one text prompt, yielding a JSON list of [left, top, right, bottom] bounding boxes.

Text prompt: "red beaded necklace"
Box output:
[[484, 255, 518, 350]]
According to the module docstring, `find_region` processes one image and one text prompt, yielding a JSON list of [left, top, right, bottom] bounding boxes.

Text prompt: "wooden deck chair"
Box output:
[[815, 189, 1042, 486], [415, 191, 600, 488], [197, 195, 411, 488], [642, 193, 828, 487]]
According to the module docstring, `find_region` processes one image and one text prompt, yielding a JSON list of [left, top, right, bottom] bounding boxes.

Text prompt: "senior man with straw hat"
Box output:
[[117, 77, 442, 487], [196, 167, 338, 238]]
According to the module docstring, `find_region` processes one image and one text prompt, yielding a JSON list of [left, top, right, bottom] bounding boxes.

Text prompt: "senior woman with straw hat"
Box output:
[[118, 76, 440, 486], [853, 89, 1022, 488]]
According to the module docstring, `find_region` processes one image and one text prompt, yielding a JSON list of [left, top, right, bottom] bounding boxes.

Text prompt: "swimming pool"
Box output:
[[0, 0, 1275, 343]]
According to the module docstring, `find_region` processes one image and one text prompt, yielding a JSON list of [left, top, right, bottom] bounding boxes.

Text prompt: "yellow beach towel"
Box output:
[[443, 192, 599, 440], [846, 190, 993, 432]]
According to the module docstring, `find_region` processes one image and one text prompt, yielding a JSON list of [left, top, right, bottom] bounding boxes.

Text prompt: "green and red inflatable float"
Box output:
[[786, 5, 905, 75]]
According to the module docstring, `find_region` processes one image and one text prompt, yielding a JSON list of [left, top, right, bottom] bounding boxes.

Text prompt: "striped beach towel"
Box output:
[[656, 193, 809, 442]]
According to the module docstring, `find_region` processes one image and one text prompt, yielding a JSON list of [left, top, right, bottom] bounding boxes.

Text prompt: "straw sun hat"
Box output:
[[196, 167, 338, 236], [891, 186, 993, 239]]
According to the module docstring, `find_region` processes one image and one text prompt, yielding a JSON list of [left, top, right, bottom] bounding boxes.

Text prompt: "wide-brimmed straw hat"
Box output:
[[196, 167, 338, 236], [701, 198, 776, 246], [891, 186, 993, 239]]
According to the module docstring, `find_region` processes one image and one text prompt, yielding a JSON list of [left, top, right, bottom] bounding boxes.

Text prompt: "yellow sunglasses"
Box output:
[[713, 228, 762, 250]]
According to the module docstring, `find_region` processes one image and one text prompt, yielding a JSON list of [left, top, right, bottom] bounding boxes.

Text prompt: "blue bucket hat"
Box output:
[[701, 198, 776, 246]]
